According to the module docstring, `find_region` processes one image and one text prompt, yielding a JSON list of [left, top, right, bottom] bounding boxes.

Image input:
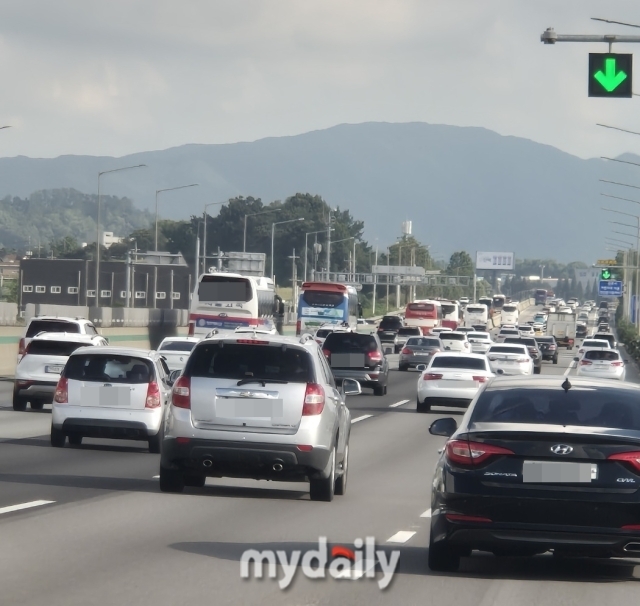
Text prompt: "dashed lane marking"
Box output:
[[351, 415, 373, 424], [386, 531, 417, 544], [420, 508, 432, 518], [389, 399, 410, 408], [0, 500, 55, 516]]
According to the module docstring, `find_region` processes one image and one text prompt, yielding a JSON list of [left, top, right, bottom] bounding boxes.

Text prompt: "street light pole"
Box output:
[[96, 164, 146, 307], [304, 228, 334, 282], [155, 184, 199, 251], [243, 208, 281, 252], [271, 218, 305, 281], [203, 201, 226, 275]]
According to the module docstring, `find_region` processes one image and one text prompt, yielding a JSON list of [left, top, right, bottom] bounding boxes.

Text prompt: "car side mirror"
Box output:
[[573, 357, 580, 362], [429, 417, 458, 437], [416, 364, 427, 371], [342, 378, 362, 396], [169, 369, 181, 386]]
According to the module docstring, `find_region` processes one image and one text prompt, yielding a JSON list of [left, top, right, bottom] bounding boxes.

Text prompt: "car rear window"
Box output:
[[27, 340, 89, 357], [315, 329, 333, 338], [431, 356, 487, 371], [583, 340, 609, 348], [502, 305, 518, 313], [489, 346, 526, 355], [186, 343, 313, 383], [466, 306, 485, 314], [398, 327, 421, 336], [468, 333, 489, 340], [26, 321, 80, 338], [159, 341, 197, 352], [585, 350, 620, 361], [441, 333, 465, 341], [471, 386, 640, 429], [504, 338, 536, 346], [593, 334, 615, 346], [536, 337, 554, 343], [499, 330, 519, 336], [65, 355, 155, 383], [379, 317, 402, 329], [324, 333, 378, 352], [406, 337, 440, 347]]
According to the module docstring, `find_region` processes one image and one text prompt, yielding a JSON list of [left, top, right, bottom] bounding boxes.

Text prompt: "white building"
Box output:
[[101, 232, 124, 249]]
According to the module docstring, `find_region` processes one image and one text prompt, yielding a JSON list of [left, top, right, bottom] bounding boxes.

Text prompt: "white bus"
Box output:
[[464, 304, 489, 328], [188, 272, 277, 337], [501, 303, 519, 326]]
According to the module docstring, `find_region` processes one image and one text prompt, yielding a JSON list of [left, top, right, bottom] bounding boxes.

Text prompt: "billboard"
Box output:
[[475, 251, 515, 271]]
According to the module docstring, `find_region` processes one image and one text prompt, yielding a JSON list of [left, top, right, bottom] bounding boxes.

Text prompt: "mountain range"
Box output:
[[0, 122, 638, 262]]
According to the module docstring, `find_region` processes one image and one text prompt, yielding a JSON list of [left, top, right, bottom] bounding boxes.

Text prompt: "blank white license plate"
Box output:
[[98, 386, 131, 408], [45, 365, 64, 374], [331, 353, 366, 368], [216, 398, 284, 418], [522, 461, 597, 483]]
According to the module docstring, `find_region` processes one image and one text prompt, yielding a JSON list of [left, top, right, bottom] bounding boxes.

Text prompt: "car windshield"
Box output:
[[406, 337, 440, 347], [65, 355, 155, 384], [324, 333, 378, 352], [441, 333, 465, 341], [159, 341, 197, 352], [585, 350, 620, 361], [398, 328, 420, 336], [27, 340, 89, 357], [186, 343, 312, 383], [489, 346, 526, 355], [471, 386, 640, 429], [431, 356, 487, 371], [27, 321, 80, 338]]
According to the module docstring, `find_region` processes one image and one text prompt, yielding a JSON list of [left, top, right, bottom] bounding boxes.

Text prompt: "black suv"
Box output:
[[503, 337, 542, 374], [535, 336, 558, 364], [323, 332, 389, 396], [377, 315, 403, 344]]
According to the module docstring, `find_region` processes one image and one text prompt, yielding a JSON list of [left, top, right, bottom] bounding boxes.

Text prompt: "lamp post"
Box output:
[[271, 218, 305, 281], [203, 201, 226, 274], [96, 164, 146, 307], [243, 208, 281, 252], [155, 184, 199, 251], [304, 228, 334, 281]]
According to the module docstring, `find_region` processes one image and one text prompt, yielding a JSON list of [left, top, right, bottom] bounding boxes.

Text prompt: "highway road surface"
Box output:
[[2, 306, 640, 605]]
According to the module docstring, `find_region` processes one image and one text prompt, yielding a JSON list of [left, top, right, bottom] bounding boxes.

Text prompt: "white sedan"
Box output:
[[487, 344, 534, 376], [467, 332, 493, 354], [157, 337, 200, 372], [576, 338, 612, 358], [576, 349, 626, 381], [416, 352, 494, 412]]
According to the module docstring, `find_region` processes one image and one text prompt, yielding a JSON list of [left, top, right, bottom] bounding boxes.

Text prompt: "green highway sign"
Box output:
[[589, 53, 633, 97]]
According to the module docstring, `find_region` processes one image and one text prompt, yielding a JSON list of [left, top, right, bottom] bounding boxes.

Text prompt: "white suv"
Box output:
[[18, 316, 102, 363], [14, 332, 107, 410], [160, 332, 361, 501]]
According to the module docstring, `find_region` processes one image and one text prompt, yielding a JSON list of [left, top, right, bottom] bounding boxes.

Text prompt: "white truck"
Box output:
[[546, 312, 576, 350]]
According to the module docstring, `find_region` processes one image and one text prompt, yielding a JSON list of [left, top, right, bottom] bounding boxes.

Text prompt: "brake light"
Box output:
[[568, 339, 574, 344], [422, 373, 443, 381], [445, 439, 513, 466], [297, 444, 313, 452], [608, 451, 640, 473], [302, 383, 325, 415], [236, 340, 269, 345], [445, 514, 492, 523], [322, 348, 331, 359], [172, 376, 191, 409], [516, 358, 528, 363], [188, 322, 195, 337], [18, 338, 26, 356], [611, 361, 624, 367], [367, 350, 383, 364], [401, 348, 413, 355], [296, 320, 301, 336], [145, 381, 161, 408], [580, 360, 592, 366], [53, 377, 68, 404], [472, 376, 488, 383]]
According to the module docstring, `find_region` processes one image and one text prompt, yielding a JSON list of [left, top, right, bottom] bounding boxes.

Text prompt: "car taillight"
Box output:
[[302, 383, 325, 415], [172, 376, 191, 409], [580, 360, 592, 366], [611, 361, 624, 367], [472, 376, 488, 383], [367, 351, 383, 364], [322, 348, 331, 359], [608, 451, 640, 473], [568, 339, 574, 344], [145, 381, 161, 408], [516, 358, 528, 363], [422, 373, 443, 381], [579, 349, 584, 353], [53, 377, 68, 404], [445, 439, 513, 466], [401, 348, 413, 355], [236, 339, 269, 345], [18, 338, 26, 356], [296, 320, 301, 336], [445, 514, 492, 523], [187, 321, 195, 336]]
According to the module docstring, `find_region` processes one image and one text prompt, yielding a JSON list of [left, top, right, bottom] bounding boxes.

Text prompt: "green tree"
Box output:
[[446, 251, 474, 277]]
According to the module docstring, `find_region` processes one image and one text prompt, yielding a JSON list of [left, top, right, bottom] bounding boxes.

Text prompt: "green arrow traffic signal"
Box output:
[[589, 53, 633, 98], [601, 268, 612, 280]]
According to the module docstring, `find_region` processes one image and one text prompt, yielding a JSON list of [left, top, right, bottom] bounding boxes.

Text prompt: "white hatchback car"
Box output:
[[467, 332, 493, 354], [576, 349, 626, 381], [518, 325, 534, 337], [14, 332, 107, 411], [416, 352, 493, 412], [158, 337, 200, 372], [51, 347, 174, 452], [430, 327, 453, 337], [439, 331, 471, 353], [495, 328, 520, 343], [487, 344, 534, 376]]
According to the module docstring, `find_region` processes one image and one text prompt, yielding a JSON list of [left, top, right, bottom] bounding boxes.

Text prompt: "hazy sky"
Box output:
[[2, 0, 640, 160]]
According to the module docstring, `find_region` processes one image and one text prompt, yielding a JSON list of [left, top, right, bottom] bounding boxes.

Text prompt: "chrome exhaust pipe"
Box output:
[[624, 542, 640, 552], [272, 462, 283, 472], [202, 459, 213, 468]]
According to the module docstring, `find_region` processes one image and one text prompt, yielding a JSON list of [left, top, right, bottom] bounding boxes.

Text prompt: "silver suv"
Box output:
[[160, 331, 361, 501]]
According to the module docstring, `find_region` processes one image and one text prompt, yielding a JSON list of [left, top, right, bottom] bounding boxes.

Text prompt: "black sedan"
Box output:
[[427, 376, 640, 571]]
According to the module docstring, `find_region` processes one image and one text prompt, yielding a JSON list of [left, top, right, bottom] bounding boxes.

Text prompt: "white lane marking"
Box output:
[[389, 399, 410, 408], [420, 508, 432, 518], [351, 415, 373, 424], [386, 530, 416, 544], [0, 500, 55, 515], [152, 475, 160, 479], [564, 363, 575, 377]]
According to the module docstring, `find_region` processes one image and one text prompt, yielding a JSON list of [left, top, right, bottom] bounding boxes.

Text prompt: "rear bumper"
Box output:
[[14, 380, 57, 400], [52, 404, 163, 438], [331, 368, 386, 385], [161, 437, 332, 480]]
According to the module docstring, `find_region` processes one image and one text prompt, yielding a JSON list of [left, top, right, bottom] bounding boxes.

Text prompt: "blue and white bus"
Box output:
[[296, 282, 358, 335]]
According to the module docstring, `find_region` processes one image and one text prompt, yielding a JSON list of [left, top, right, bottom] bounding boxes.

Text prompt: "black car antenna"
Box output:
[[561, 378, 572, 393]]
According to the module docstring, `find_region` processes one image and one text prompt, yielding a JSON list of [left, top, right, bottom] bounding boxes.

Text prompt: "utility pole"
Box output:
[[288, 249, 299, 313], [326, 209, 332, 282], [372, 245, 378, 315]]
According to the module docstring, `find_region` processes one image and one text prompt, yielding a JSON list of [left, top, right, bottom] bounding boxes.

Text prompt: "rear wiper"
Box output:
[[236, 378, 289, 386]]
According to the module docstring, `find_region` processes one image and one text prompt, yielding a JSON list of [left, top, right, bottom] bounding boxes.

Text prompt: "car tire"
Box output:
[[399, 364, 409, 372], [68, 434, 82, 446], [533, 366, 541, 375], [183, 474, 206, 488], [310, 447, 335, 502], [12, 393, 27, 411], [416, 396, 430, 413], [428, 529, 460, 572], [159, 465, 185, 493], [553, 356, 558, 365], [335, 443, 349, 496], [148, 433, 162, 454], [30, 400, 45, 410], [50, 426, 66, 448], [373, 384, 385, 397]]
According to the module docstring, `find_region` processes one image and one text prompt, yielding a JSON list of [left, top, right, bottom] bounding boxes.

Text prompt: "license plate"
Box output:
[[216, 398, 283, 418], [45, 365, 64, 374], [522, 461, 597, 483], [331, 353, 366, 368]]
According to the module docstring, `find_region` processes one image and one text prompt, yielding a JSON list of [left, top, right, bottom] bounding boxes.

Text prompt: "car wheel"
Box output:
[[12, 392, 27, 411], [428, 529, 460, 572], [416, 396, 430, 413], [373, 384, 385, 397], [533, 366, 541, 375], [184, 474, 207, 488], [399, 364, 408, 371], [50, 426, 66, 448], [553, 356, 558, 365], [30, 400, 45, 410], [68, 434, 83, 446], [335, 443, 349, 496], [310, 447, 335, 502], [148, 432, 162, 454], [159, 465, 185, 493]]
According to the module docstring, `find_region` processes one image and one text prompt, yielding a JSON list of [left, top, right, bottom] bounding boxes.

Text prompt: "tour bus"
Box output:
[[492, 294, 506, 311], [535, 289, 547, 306], [188, 271, 277, 337], [404, 299, 442, 334], [464, 304, 489, 328], [440, 300, 461, 330], [478, 297, 493, 312], [500, 302, 519, 326], [296, 282, 358, 335]]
